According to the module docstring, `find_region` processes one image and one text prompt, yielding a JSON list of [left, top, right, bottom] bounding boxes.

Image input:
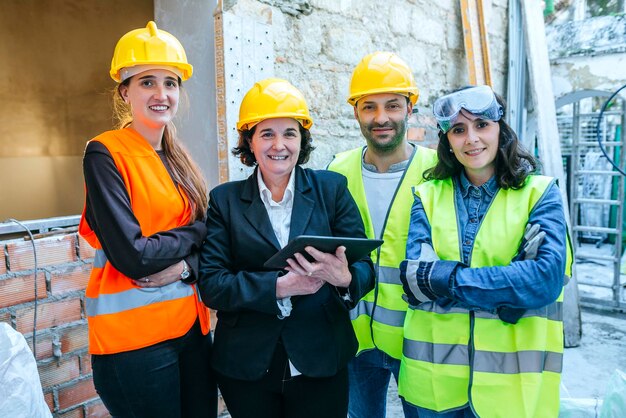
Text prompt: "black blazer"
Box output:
[[198, 166, 375, 380]]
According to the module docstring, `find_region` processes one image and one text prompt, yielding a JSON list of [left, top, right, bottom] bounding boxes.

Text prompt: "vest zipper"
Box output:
[[468, 310, 479, 416], [368, 145, 417, 349], [458, 179, 499, 417]]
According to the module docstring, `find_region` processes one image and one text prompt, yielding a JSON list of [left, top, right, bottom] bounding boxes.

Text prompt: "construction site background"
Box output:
[[1, 1, 625, 417]]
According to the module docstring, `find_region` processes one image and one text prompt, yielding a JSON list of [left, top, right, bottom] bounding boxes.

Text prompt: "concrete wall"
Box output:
[[547, 15, 626, 98], [155, 0, 221, 189], [219, 0, 510, 172], [0, 0, 153, 221]]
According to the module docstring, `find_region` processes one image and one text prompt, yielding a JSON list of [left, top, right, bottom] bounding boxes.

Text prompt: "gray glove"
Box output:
[[400, 243, 440, 305], [515, 223, 546, 261]]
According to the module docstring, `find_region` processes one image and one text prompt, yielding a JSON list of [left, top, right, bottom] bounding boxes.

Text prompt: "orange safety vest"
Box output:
[[79, 128, 209, 355]]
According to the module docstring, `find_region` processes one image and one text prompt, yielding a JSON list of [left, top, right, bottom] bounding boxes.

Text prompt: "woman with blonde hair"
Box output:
[[79, 21, 216, 417]]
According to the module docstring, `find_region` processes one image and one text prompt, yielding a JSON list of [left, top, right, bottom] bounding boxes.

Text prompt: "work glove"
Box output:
[[400, 243, 440, 306], [513, 223, 546, 262], [498, 223, 546, 324]]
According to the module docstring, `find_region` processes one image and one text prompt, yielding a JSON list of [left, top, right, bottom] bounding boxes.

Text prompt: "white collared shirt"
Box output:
[[257, 170, 296, 318], [257, 169, 301, 376], [257, 169, 296, 249]]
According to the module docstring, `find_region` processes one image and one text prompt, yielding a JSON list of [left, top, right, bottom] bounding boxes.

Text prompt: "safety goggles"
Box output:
[[433, 85, 503, 133]]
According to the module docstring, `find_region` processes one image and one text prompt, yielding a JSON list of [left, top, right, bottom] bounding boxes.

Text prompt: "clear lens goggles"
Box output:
[[433, 85, 503, 133]]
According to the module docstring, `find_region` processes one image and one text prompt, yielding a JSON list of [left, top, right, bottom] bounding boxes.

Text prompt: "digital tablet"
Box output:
[[263, 235, 383, 270]]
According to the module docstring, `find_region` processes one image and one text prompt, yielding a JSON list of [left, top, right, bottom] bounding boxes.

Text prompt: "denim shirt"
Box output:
[[405, 172, 567, 310], [457, 172, 498, 264]]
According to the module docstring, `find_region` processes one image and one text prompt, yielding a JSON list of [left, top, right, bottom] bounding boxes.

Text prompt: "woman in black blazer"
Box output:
[[198, 78, 375, 418]]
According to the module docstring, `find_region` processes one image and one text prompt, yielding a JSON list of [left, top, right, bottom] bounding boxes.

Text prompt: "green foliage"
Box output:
[[587, 0, 625, 17]]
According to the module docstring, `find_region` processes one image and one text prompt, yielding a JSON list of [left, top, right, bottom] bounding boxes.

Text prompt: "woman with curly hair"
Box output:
[[198, 78, 374, 418], [398, 85, 571, 418]]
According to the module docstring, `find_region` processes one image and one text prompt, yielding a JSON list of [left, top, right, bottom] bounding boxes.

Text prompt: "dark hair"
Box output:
[[425, 92, 538, 189], [113, 76, 208, 222], [232, 121, 315, 167]]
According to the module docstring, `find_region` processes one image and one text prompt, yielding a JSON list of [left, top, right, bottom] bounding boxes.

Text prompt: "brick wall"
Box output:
[[0, 230, 228, 418], [0, 231, 105, 417]]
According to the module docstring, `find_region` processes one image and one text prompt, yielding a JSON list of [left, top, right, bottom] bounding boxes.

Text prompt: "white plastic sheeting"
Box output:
[[560, 369, 626, 417], [600, 369, 626, 417], [0, 323, 52, 418]]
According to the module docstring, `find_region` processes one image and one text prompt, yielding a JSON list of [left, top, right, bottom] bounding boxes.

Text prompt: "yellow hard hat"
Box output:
[[347, 51, 418, 106], [110, 21, 193, 82], [237, 78, 313, 131]]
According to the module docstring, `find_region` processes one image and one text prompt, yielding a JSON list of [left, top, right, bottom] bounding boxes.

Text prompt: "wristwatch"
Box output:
[[180, 260, 191, 281]]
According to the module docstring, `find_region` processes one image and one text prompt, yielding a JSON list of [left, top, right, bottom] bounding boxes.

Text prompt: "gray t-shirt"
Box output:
[[362, 149, 411, 239]]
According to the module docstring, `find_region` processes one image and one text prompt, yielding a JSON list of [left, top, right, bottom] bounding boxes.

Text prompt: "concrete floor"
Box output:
[[219, 305, 626, 418]]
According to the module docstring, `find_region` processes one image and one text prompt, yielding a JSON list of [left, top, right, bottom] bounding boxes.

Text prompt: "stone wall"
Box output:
[[221, 0, 510, 170]]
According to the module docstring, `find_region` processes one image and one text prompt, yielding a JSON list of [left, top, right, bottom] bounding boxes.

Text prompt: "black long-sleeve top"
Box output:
[[82, 141, 206, 281]]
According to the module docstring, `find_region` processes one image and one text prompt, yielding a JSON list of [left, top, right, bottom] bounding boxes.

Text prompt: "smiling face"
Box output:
[[447, 110, 501, 185], [119, 68, 180, 131], [250, 117, 302, 187], [354, 93, 411, 154]]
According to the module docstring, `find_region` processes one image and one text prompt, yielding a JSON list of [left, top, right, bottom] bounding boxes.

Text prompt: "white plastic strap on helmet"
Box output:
[[119, 64, 184, 82]]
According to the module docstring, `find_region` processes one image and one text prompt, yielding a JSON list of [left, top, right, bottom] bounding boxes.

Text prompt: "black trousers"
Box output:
[[92, 320, 217, 418], [216, 341, 349, 418]]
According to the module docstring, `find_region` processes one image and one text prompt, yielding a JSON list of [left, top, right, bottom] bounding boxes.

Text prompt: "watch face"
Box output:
[[181, 270, 190, 279]]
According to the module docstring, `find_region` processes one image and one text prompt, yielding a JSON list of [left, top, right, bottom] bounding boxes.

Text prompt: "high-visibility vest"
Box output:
[[398, 175, 572, 418], [328, 146, 437, 359], [79, 128, 210, 355]]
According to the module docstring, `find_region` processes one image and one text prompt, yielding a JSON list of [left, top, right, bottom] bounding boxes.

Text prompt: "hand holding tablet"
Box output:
[[263, 235, 383, 270]]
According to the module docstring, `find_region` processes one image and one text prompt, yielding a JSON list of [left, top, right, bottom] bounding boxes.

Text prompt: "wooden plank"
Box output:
[[214, 0, 230, 185], [521, 0, 581, 347], [460, 0, 492, 86]]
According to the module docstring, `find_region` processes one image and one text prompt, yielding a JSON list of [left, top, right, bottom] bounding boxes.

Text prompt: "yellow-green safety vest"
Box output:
[[328, 145, 437, 359], [398, 175, 573, 418]]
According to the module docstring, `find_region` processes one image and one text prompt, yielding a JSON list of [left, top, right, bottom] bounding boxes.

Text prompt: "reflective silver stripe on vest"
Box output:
[[350, 298, 373, 320], [94, 249, 108, 268], [473, 302, 562, 322], [85, 281, 194, 317], [403, 339, 469, 365], [378, 266, 402, 285], [412, 302, 562, 322], [403, 338, 563, 374], [474, 350, 563, 374], [350, 299, 406, 327], [411, 301, 472, 315]]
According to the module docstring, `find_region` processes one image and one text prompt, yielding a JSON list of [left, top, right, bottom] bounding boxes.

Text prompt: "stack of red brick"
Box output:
[[0, 231, 108, 418], [0, 230, 228, 418]]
